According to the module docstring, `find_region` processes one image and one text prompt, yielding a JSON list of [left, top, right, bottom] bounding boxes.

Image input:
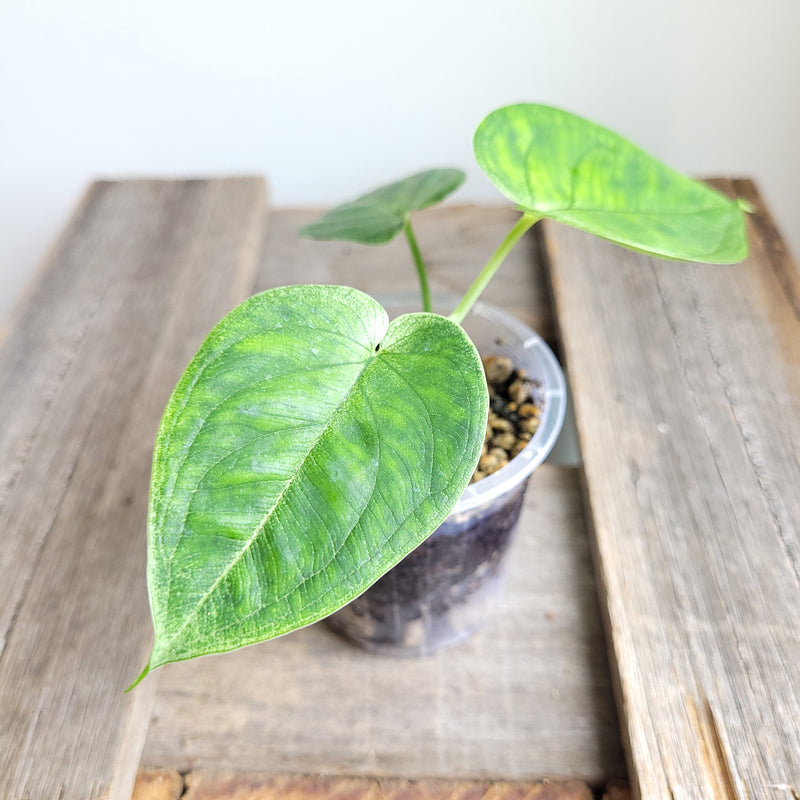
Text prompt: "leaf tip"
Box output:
[[124, 661, 151, 693], [297, 221, 322, 240], [737, 197, 756, 215]]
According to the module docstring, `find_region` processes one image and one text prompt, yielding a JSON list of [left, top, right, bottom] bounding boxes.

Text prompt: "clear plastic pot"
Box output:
[[327, 297, 567, 655]]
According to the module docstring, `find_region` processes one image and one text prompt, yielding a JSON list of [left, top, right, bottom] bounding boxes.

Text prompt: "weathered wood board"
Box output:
[[132, 769, 619, 800], [0, 178, 268, 800], [543, 179, 800, 799]]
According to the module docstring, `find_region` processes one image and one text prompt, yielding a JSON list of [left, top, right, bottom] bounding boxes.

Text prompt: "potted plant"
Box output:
[[130, 104, 748, 687]]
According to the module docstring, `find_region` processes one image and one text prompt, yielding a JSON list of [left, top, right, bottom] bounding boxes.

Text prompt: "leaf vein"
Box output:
[[154, 353, 378, 659]]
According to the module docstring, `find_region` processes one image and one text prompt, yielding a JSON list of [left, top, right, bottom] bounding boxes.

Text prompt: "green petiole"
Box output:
[[404, 220, 432, 313], [449, 212, 541, 325]]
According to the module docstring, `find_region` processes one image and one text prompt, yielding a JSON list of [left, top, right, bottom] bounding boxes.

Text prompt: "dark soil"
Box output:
[[327, 478, 529, 652], [327, 358, 545, 654]]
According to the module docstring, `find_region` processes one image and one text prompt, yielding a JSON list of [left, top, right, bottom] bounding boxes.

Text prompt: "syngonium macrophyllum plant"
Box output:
[[130, 103, 750, 688]]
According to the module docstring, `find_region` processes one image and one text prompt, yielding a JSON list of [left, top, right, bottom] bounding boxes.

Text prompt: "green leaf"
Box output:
[[140, 285, 487, 678], [474, 104, 749, 263], [298, 168, 466, 245]]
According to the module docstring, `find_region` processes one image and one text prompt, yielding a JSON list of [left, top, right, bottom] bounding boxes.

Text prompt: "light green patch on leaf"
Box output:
[[298, 168, 466, 245], [474, 104, 749, 263], [136, 285, 487, 683]]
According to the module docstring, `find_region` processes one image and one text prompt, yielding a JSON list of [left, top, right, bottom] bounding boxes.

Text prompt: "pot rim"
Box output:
[[373, 291, 567, 515], [453, 298, 566, 513]]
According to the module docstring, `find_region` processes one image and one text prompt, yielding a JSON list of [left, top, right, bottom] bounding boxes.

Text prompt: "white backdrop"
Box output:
[[2, 0, 798, 323]]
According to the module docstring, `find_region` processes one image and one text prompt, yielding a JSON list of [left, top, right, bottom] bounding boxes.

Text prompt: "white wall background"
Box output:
[[2, 0, 798, 323]]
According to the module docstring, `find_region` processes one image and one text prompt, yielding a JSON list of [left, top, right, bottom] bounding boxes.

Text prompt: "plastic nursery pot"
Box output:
[[326, 297, 567, 656]]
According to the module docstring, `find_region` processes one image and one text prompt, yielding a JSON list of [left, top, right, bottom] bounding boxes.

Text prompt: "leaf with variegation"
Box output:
[[299, 168, 465, 245], [131, 285, 487, 686], [474, 104, 749, 264]]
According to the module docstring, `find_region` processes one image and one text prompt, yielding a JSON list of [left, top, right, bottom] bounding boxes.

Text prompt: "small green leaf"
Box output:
[[474, 104, 749, 263], [299, 168, 466, 245], [141, 285, 487, 676]]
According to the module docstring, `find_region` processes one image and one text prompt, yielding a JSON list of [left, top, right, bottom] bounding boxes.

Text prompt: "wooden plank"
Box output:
[[0, 178, 268, 800], [178, 770, 594, 800], [133, 771, 633, 800], [179, 771, 597, 800], [130, 772, 634, 800], [542, 181, 800, 798], [255, 206, 555, 342], [141, 465, 624, 783]]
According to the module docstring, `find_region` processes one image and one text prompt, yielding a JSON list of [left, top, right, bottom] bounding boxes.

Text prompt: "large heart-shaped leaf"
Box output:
[[136, 285, 486, 683], [298, 168, 465, 244], [474, 104, 749, 263]]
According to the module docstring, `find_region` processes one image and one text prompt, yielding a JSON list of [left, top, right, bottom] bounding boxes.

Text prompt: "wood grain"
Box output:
[[140, 466, 624, 783], [0, 178, 268, 800], [543, 181, 800, 798], [180, 771, 596, 800], [132, 769, 184, 800], [131, 770, 631, 800]]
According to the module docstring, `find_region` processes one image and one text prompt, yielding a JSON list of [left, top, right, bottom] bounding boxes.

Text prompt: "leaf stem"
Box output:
[[404, 220, 432, 313], [449, 212, 541, 325]]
